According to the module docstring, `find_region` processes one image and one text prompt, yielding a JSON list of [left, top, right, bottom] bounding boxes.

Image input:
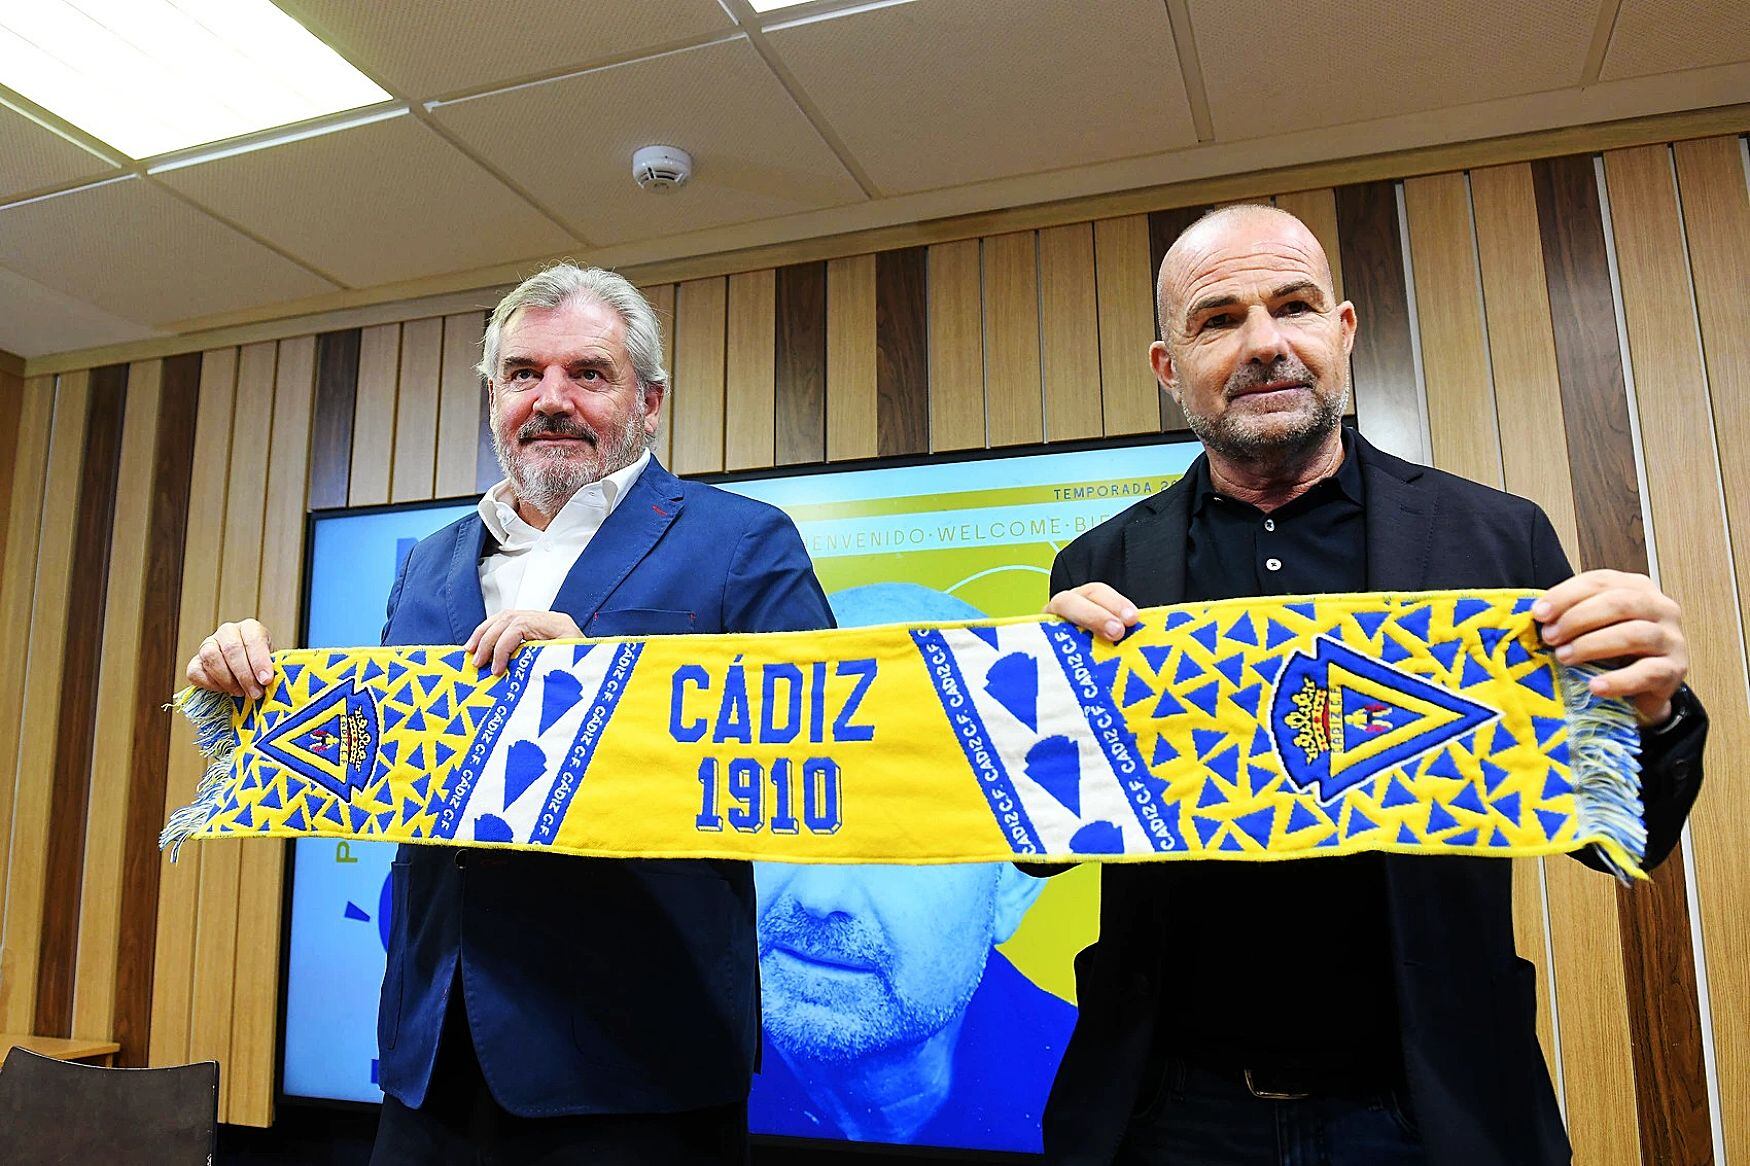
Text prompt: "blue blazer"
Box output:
[[375, 459, 833, 1117]]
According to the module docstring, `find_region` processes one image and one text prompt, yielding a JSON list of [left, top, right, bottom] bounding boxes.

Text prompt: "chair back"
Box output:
[[0, 1047, 219, 1165]]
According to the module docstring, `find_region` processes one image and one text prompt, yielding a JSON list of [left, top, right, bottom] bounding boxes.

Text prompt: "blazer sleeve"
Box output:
[[1527, 505, 1707, 873], [722, 506, 836, 635]]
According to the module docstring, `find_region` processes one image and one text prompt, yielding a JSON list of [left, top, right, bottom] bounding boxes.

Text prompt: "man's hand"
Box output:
[[467, 610, 583, 676], [1534, 570, 1688, 726], [1044, 582, 1139, 643], [187, 619, 275, 700]]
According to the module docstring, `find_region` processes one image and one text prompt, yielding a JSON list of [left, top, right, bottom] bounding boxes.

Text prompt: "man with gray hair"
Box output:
[[187, 262, 833, 1163]]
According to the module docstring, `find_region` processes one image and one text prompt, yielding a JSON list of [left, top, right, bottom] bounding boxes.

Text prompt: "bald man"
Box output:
[[1031, 206, 1706, 1166]]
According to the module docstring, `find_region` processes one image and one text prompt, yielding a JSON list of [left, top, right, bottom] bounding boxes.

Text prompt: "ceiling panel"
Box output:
[[766, 0, 1197, 196], [0, 102, 119, 203], [1601, 0, 1750, 80], [431, 38, 864, 246], [159, 114, 576, 288], [0, 264, 159, 357], [1194, 0, 1599, 141], [284, 0, 735, 99], [0, 177, 336, 325]]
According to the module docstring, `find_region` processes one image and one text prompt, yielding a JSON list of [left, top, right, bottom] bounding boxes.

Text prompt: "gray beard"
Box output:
[[1183, 381, 1349, 469], [493, 408, 650, 517]]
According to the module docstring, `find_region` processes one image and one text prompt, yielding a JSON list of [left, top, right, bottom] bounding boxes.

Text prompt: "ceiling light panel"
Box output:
[[0, 0, 391, 159]]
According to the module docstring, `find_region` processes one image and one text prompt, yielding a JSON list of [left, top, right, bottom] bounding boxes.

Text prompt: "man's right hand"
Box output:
[[186, 619, 276, 700], [1044, 583, 1139, 643]]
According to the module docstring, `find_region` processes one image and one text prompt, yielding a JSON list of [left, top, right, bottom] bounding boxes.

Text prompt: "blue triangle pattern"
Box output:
[[1450, 782, 1486, 816], [1139, 646, 1173, 674], [1164, 610, 1195, 631], [410, 773, 431, 801], [1121, 670, 1154, 707], [1353, 611, 1388, 641], [1151, 735, 1178, 767], [466, 704, 489, 729], [260, 784, 282, 810], [375, 811, 395, 833], [1397, 822, 1418, 845], [430, 691, 450, 720], [1229, 683, 1264, 720], [1446, 827, 1480, 847], [1215, 654, 1245, 687], [1287, 602, 1317, 621], [1535, 808, 1567, 837], [286, 803, 309, 831], [1534, 717, 1566, 747], [1194, 815, 1223, 847], [1197, 781, 1227, 809], [1382, 637, 1413, 664], [1395, 606, 1433, 641], [1249, 727, 1271, 759], [1453, 598, 1491, 627], [1489, 830, 1512, 847], [1480, 758, 1511, 794], [387, 660, 406, 685], [383, 705, 405, 731], [1492, 792, 1521, 824], [1234, 806, 1275, 848], [1423, 749, 1464, 782], [361, 660, 384, 683], [1346, 804, 1380, 837], [1265, 620, 1297, 649], [1513, 596, 1538, 614], [1518, 666, 1555, 700], [1090, 657, 1122, 695], [1287, 802, 1324, 833], [401, 798, 421, 825], [434, 742, 455, 767], [1183, 681, 1220, 717], [1426, 802, 1459, 833], [1381, 777, 1417, 809], [322, 798, 346, 826], [1459, 654, 1491, 689], [1151, 687, 1185, 720], [1505, 640, 1532, 668], [1430, 640, 1462, 673], [1542, 769, 1573, 800], [1249, 656, 1288, 686], [1226, 614, 1258, 645], [348, 804, 370, 832], [281, 663, 304, 688], [1192, 728, 1226, 758], [1190, 622, 1219, 654], [1548, 740, 1570, 769], [441, 651, 466, 672], [968, 626, 1001, 651], [1479, 628, 1507, 657], [1204, 744, 1240, 786], [234, 803, 254, 829], [1218, 830, 1245, 852]]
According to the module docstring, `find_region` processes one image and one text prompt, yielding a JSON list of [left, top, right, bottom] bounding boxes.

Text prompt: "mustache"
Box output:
[[518, 414, 597, 443], [759, 900, 891, 976], [1224, 359, 1316, 398]]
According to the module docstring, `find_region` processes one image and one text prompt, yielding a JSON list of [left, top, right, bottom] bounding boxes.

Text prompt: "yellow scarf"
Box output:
[[163, 589, 1645, 879]]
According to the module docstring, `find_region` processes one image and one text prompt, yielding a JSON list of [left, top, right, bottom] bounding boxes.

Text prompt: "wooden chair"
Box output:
[[0, 1046, 218, 1164]]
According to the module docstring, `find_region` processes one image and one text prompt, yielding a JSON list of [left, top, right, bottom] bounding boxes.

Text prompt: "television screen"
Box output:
[[281, 437, 1201, 1154]]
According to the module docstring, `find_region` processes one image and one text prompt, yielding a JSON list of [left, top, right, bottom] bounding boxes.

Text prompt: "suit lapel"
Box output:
[[443, 515, 491, 644], [1356, 435, 1437, 592], [1121, 470, 1195, 607], [549, 459, 685, 625]]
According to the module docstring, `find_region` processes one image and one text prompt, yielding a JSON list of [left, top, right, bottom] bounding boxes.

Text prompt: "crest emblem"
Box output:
[[1270, 637, 1496, 802], [256, 679, 381, 800]]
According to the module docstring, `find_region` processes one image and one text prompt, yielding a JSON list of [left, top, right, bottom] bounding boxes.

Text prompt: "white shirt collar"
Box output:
[[478, 450, 651, 549]]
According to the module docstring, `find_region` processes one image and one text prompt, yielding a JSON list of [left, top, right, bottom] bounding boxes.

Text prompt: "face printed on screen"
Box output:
[[756, 863, 1041, 1062], [489, 296, 657, 516]]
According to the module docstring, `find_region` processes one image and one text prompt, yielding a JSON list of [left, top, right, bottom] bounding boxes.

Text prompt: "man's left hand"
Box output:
[[1533, 570, 1687, 727], [467, 610, 583, 676]]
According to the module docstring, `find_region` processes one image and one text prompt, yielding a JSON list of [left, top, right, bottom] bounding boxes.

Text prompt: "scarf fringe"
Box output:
[[1558, 664, 1647, 884], [158, 687, 242, 860]]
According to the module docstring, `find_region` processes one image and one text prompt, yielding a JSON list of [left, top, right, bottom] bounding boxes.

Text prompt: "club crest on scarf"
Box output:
[[254, 679, 382, 800]]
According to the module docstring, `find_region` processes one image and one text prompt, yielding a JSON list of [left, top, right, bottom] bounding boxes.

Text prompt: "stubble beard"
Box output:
[[1182, 361, 1349, 471], [493, 406, 650, 518]]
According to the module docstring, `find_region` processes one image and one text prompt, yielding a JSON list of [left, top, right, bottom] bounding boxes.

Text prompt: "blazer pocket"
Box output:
[[589, 607, 696, 637]]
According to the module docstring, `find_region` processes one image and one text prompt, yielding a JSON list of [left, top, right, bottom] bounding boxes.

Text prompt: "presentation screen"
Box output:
[[282, 437, 1200, 1155]]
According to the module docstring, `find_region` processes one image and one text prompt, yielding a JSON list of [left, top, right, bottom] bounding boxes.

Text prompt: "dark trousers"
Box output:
[[1115, 1060, 1424, 1166], [370, 994, 749, 1166]]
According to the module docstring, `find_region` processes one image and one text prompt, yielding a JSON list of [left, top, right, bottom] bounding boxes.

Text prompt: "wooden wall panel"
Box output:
[[670, 277, 726, 476], [1403, 173, 1501, 487], [0, 375, 54, 1024], [0, 368, 23, 572], [726, 270, 778, 472], [928, 239, 985, 451], [643, 283, 676, 471], [1336, 181, 1426, 462], [308, 330, 358, 509], [1530, 151, 1650, 1166], [436, 313, 485, 498], [389, 318, 441, 502], [1605, 141, 1741, 1166], [775, 263, 826, 466], [149, 349, 235, 1070], [68, 359, 160, 1047], [187, 342, 277, 1117], [1147, 206, 1203, 432], [225, 337, 317, 1126], [114, 352, 200, 1068], [1092, 215, 1160, 436], [826, 255, 877, 462], [34, 364, 127, 1037], [982, 231, 1042, 448], [1469, 160, 1580, 1094], [0, 371, 93, 1034], [349, 324, 399, 506], [875, 246, 928, 457], [1039, 223, 1102, 442], [1275, 188, 1346, 300]]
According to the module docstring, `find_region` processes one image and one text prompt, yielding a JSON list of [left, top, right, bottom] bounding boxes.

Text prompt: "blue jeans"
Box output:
[[1115, 1060, 1425, 1166]]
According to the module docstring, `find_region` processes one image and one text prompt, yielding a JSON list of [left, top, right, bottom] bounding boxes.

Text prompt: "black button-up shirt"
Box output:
[[1158, 430, 1401, 1076]]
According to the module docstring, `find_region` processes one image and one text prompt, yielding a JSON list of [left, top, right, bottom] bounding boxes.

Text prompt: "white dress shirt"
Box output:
[[476, 451, 650, 617]]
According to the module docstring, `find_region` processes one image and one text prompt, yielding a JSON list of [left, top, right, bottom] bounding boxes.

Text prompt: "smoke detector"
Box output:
[[632, 145, 693, 191]]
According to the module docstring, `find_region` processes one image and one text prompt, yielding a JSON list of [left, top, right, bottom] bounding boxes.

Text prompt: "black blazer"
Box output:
[[1040, 432, 1706, 1166]]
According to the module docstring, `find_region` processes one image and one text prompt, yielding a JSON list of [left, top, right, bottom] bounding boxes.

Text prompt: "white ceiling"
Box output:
[[0, 0, 1745, 360]]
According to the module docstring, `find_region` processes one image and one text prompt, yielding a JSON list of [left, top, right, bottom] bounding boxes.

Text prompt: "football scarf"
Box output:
[[162, 589, 1647, 880]]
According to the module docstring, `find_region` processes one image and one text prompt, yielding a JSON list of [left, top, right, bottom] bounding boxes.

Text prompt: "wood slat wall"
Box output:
[[0, 135, 1742, 1163]]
